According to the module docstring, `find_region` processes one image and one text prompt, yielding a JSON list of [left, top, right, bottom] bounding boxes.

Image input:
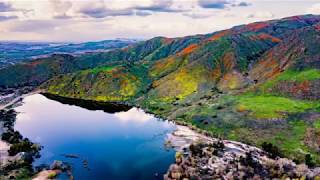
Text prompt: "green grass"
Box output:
[[260, 69, 320, 92], [268, 120, 320, 163], [277, 69, 320, 82], [89, 65, 117, 74], [314, 119, 320, 129], [272, 121, 306, 151], [237, 94, 318, 118]]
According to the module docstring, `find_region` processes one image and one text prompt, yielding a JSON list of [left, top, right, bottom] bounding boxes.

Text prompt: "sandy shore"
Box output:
[[166, 125, 213, 151], [32, 170, 61, 180], [166, 125, 264, 156]]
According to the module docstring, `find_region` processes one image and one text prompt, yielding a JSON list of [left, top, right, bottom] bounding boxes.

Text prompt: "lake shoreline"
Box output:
[[0, 93, 74, 180], [31, 92, 320, 178], [1, 92, 176, 179], [1, 91, 320, 179], [165, 125, 320, 179], [0, 109, 41, 179], [0, 88, 43, 110]]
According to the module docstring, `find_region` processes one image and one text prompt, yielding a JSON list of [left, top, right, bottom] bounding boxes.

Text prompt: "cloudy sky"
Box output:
[[0, 0, 319, 42]]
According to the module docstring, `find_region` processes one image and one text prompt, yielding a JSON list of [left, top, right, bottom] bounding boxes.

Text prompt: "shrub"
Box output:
[[47, 172, 57, 179], [305, 154, 315, 168], [1, 130, 22, 144], [175, 151, 183, 158], [8, 140, 34, 156], [261, 142, 282, 159], [189, 143, 204, 156]]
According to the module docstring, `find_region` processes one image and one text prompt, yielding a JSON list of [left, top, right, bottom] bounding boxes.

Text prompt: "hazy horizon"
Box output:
[[0, 0, 319, 42]]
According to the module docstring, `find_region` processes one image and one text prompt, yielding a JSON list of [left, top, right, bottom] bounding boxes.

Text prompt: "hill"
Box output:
[[0, 39, 137, 68], [1, 14, 320, 165]]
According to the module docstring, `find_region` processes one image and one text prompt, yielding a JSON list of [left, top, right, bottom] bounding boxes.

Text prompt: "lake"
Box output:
[[14, 94, 176, 180]]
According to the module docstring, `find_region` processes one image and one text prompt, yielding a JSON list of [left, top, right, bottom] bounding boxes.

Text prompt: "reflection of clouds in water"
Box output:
[[161, 120, 176, 129], [114, 107, 154, 124], [23, 94, 48, 105], [34, 136, 41, 143], [15, 94, 54, 117], [16, 112, 31, 122], [40, 150, 55, 161], [27, 94, 46, 102], [12, 94, 176, 178], [15, 94, 114, 123]]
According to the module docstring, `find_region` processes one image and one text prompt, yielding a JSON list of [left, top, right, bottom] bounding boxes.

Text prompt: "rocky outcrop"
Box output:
[[165, 126, 320, 179]]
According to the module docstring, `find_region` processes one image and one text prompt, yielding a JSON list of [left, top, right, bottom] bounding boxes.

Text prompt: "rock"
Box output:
[[50, 160, 63, 170], [296, 164, 309, 176], [50, 160, 71, 172], [164, 125, 320, 180], [62, 154, 79, 159], [168, 164, 184, 179]]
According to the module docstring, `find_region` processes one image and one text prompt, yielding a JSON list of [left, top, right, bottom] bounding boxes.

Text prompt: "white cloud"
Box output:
[[246, 11, 274, 19], [183, 11, 213, 18], [198, 0, 251, 9], [49, 0, 72, 18], [9, 20, 68, 32], [0, 0, 316, 42], [114, 107, 154, 124], [307, 3, 320, 15], [0, 15, 17, 21], [0, 1, 16, 12]]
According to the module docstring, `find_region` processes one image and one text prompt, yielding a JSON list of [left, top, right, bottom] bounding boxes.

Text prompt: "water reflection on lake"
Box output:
[[14, 94, 176, 180]]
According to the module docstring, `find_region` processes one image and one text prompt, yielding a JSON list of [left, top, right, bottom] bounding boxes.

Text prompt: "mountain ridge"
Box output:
[[1, 14, 320, 165], [0, 39, 138, 69]]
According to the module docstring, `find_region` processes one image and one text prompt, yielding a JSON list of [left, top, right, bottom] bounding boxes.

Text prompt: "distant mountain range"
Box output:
[[1, 14, 320, 166], [0, 39, 138, 68]]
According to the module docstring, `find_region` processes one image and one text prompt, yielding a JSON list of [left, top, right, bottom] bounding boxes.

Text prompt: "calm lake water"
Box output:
[[14, 94, 176, 180]]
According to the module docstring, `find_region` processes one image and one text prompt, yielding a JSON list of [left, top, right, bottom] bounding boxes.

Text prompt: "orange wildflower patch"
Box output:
[[211, 67, 222, 80], [249, 56, 281, 81], [27, 60, 43, 67], [218, 71, 243, 90], [110, 70, 123, 79], [290, 81, 311, 95], [250, 48, 293, 82], [246, 22, 268, 31], [152, 79, 162, 88], [210, 52, 235, 81], [178, 44, 199, 56], [257, 33, 282, 43], [222, 52, 235, 71], [208, 30, 231, 41]]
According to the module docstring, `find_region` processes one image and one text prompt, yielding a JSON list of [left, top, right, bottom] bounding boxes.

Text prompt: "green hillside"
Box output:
[[2, 14, 320, 164]]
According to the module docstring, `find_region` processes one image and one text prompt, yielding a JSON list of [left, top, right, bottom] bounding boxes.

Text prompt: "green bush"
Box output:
[[261, 142, 282, 159], [305, 154, 315, 168], [8, 140, 34, 156]]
